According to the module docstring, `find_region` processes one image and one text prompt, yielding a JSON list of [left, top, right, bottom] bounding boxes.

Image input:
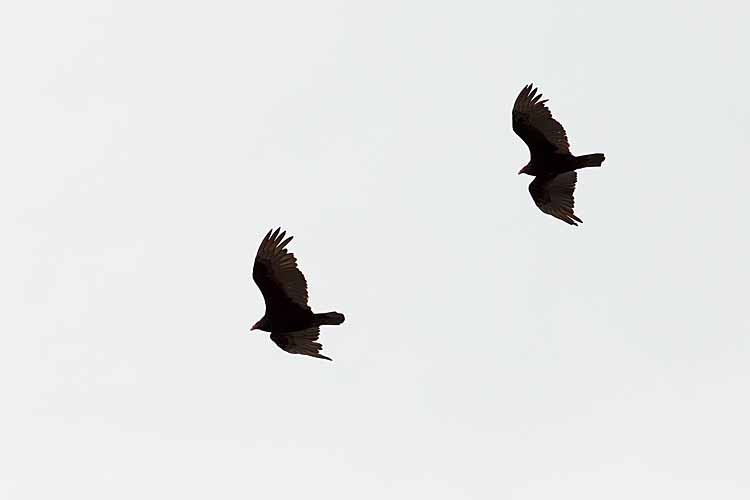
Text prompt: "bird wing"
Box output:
[[512, 84, 570, 154], [271, 327, 332, 361], [529, 172, 583, 225], [253, 228, 310, 311]]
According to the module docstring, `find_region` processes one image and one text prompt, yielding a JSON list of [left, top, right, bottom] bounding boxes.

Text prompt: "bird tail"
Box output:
[[575, 153, 605, 169], [313, 311, 345, 326]]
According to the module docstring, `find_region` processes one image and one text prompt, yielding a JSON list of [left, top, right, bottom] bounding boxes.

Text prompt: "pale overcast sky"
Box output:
[[2, 1, 749, 498]]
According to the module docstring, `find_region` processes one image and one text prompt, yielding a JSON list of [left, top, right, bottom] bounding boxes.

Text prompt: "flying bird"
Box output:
[[513, 84, 605, 225], [251, 228, 344, 361]]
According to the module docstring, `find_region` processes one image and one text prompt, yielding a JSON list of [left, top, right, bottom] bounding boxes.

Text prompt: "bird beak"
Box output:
[[250, 322, 259, 331], [518, 167, 525, 175]]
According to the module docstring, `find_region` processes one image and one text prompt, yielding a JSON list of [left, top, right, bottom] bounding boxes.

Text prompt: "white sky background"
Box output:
[[2, 0, 749, 498]]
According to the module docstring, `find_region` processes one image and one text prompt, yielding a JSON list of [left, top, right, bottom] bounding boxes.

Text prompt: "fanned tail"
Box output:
[[313, 312, 345, 326], [576, 153, 605, 169]]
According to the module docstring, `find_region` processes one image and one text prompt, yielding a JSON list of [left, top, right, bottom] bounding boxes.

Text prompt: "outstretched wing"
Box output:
[[529, 172, 582, 226], [513, 84, 570, 154], [253, 228, 310, 311], [271, 327, 332, 361]]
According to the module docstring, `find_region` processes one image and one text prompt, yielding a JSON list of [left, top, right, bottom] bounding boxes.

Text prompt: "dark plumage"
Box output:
[[513, 84, 605, 225], [251, 228, 344, 361]]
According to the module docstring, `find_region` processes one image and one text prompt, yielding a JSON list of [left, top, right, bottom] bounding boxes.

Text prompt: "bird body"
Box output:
[[513, 84, 605, 225], [251, 228, 344, 361], [252, 309, 344, 334], [522, 151, 582, 177]]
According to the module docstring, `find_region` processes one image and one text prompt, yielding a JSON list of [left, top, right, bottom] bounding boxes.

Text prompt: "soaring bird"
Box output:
[[513, 84, 605, 225], [251, 228, 344, 361]]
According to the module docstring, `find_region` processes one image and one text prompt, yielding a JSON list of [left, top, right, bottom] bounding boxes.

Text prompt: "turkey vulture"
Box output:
[[251, 228, 344, 361], [513, 84, 605, 225]]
